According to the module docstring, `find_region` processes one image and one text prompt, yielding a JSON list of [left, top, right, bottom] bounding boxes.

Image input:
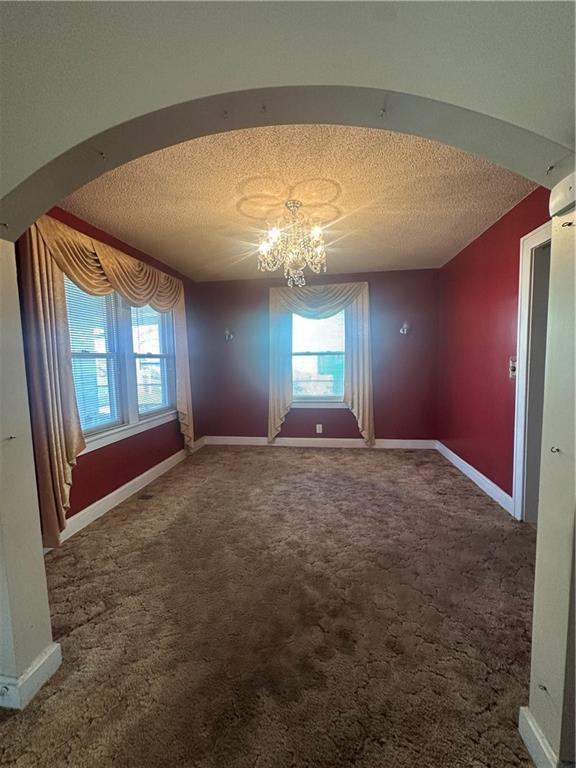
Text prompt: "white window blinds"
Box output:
[[65, 278, 122, 433], [64, 276, 176, 436]]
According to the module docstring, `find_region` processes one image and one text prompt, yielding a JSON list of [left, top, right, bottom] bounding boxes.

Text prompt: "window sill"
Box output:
[[291, 401, 349, 410], [80, 410, 179, 455]]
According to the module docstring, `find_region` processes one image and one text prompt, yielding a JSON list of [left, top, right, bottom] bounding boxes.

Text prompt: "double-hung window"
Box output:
[[291, 310, 346, 404], [64, 276, 176, 442], [131, 304, 176, 416]]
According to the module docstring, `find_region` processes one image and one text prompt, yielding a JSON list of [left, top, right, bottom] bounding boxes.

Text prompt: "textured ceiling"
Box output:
[[61, 125, 536, 281]]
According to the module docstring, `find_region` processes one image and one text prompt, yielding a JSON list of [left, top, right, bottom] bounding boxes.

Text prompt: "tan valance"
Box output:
[[36, 215, 182, 311], [268, 282, 374, 445]]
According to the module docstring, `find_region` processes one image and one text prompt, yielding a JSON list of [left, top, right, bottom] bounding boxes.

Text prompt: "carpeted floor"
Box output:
[[0, 447, 536, 768]]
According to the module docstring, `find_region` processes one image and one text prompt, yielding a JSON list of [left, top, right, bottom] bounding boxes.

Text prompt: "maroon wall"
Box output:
[[436, 188, 550, 494], [68, 421, 183, 515], [42, 208, 191, 517], [192, 270, 439, 440]]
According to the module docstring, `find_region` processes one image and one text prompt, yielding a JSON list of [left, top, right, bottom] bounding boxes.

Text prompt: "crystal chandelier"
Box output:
[[258, 200, 327, 287]]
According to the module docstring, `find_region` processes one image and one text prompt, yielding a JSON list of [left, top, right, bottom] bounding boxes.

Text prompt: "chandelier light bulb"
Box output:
[[256, 199, 328, 287]]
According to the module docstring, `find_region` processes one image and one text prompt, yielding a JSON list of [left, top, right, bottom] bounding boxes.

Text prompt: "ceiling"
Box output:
[[60, 125, 537, 282]]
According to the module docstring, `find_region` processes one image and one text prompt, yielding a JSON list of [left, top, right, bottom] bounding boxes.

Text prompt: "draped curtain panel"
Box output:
[[19, 216, 195, 546], [268, 282, 374, 444], [18, 226, 87, 548]]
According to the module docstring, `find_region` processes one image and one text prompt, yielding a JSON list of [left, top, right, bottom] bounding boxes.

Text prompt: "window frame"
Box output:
[[290, 311, 348, 409], [123, 301, 177, 422], [67, 285, 124, 437], [64, 279, 178, 454]]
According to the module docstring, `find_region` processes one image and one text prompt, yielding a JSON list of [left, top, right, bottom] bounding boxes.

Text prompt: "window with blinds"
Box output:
[[64, 277, 176, 436], [131, 304, 175, 416], [65, 278, 122, 432], [292, 311, 345, 400]]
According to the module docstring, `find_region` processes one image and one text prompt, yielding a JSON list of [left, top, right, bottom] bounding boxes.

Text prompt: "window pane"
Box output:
[[135, 357, 170, 414], [64, 277, 122, 433], [292, 353, 345, 399], [292, 311, 345, 399], [71, 356, 122, 431], [132, 304, 164, 354], [292, 311, 345, 353], [65, 278, 115, 353], [131, 304, 175, 416]]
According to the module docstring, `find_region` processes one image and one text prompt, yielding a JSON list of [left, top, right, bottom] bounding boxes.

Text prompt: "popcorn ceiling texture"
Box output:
[[0, 447, 535, 767], [60, 125, 537, 281]]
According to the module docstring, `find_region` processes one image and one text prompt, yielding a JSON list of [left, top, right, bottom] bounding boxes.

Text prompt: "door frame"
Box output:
[[512, 220, 553, 521]]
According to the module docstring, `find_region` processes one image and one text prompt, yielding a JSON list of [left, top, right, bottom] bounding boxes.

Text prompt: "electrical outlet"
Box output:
[[315, 424, 323, 434]]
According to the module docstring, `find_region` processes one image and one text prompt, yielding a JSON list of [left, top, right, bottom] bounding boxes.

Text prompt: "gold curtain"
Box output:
[[20, 216, 195, 546], [18, 226, 86, 548], [268, 282, 374, 445], [36, 216, 181, 310]]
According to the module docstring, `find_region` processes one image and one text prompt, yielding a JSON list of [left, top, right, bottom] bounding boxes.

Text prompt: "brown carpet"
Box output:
[[0, 447, 536, 768]]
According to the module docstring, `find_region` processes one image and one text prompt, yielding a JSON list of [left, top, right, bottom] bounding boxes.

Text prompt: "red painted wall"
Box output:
[[192, 270, 439, 440], [40, 209, 191, 517], [68, 421, 183, 515], [436, 188, 550, 494]]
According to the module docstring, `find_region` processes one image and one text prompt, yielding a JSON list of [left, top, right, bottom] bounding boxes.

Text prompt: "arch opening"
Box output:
[[1, 85, 573, 241]]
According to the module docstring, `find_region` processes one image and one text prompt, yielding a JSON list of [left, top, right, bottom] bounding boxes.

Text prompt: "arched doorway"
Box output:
[[0, 85, 573, 241]]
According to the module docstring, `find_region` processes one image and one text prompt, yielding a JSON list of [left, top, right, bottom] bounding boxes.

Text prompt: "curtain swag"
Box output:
[[20, 216, 194, 547], [268, 282, 375, 445], [36, 215, 182, 310]]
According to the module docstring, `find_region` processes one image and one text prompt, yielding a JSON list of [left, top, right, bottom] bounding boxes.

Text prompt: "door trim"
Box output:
[[512, 220, 552, 521]]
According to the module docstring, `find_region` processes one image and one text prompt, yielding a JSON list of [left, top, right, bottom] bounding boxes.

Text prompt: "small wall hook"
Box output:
[[400, 322, 411, 335], [224, 329, 235, 342], [550, 446, 561, 454]]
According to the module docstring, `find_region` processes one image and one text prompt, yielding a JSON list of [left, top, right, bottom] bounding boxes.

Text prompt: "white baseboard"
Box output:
[[191, 436, 206, 452], [198, 436, 436, 450], [60, 450, 186, 543], [0, 642, 61, 710], [435, 441, 514, 514], [518, 707, 571, 768]]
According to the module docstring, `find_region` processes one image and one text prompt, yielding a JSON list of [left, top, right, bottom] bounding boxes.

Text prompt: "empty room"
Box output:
[[0, 3, 574, 768]]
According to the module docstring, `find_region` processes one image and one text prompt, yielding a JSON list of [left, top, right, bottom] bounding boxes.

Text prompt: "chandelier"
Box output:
[[258, 200, 327, 287]]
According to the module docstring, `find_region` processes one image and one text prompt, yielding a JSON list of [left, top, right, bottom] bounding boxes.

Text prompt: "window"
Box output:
[[292, 311, 345, 401], [66, 279, 122, 433], [64, 277, 176, 438], [131, 304, 175, 416]]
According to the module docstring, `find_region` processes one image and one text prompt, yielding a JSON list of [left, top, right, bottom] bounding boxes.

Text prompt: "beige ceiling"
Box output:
[[60, 125, 537, 281]]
